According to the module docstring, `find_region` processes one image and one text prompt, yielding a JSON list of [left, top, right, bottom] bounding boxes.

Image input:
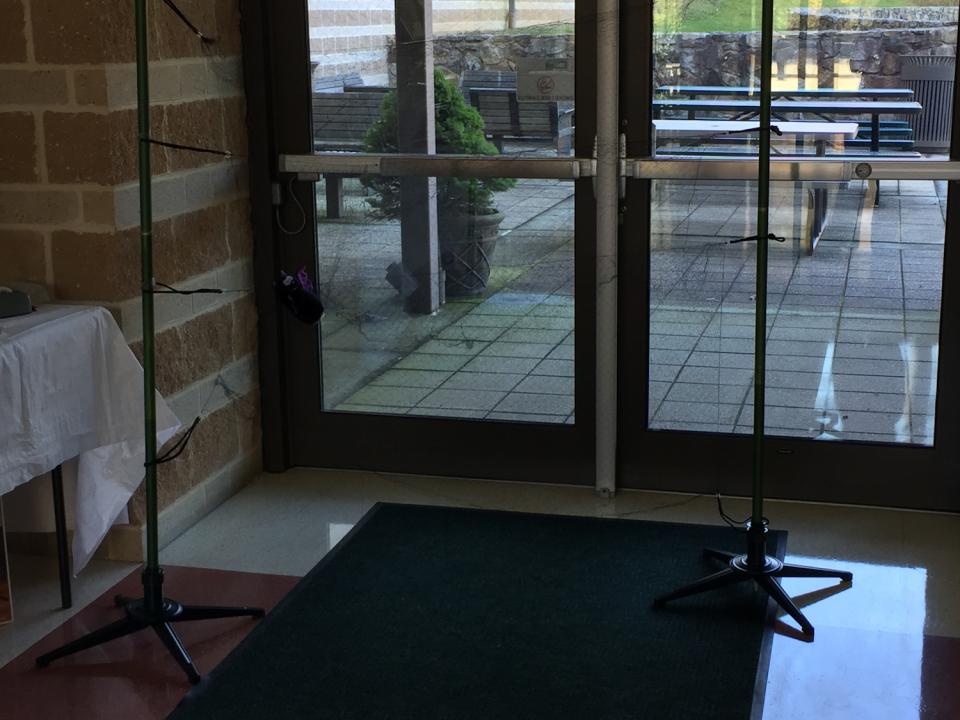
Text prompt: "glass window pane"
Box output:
[[307, 2, 577, 424], [317, 175, 575, 423]]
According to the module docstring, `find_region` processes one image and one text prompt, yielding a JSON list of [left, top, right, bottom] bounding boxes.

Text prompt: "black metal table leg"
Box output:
[[51, 466, 72, 609]]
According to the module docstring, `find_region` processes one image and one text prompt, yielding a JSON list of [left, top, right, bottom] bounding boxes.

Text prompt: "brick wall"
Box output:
[[0, 0, 260, 555], [307, 0, 575, 82]]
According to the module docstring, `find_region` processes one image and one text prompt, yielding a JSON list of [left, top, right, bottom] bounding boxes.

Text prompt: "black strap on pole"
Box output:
[[148, 138, 233, 158], [160, 0, 215, 44]]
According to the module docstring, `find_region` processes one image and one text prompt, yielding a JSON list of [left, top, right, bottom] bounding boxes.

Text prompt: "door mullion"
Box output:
[[595, 0, 621, 497]]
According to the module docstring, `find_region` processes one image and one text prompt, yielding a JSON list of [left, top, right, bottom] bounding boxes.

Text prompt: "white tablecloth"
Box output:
[[0, 305, 180, 571]]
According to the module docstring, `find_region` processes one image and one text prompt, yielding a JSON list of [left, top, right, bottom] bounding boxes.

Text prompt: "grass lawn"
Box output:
[[500, 1, 942, 34], [659, 0, 942, 33]]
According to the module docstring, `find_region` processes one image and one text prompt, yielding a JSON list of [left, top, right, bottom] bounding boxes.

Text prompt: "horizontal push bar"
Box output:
[[279, 153, 960, 183]]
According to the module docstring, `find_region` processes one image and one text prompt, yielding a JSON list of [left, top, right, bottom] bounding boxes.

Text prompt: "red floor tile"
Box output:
[[0, 566, 298, 720]]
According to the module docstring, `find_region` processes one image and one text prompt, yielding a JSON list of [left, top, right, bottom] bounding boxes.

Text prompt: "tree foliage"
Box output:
[[362, 70, 516, 217]]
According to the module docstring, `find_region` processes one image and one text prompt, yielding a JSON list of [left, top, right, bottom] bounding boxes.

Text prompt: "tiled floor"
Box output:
[[647, 178, 943, 443], [2, 469, 959, 719], [317, 173, 945, 445]]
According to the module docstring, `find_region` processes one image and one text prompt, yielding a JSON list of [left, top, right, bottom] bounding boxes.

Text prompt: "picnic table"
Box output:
[[652, 119, 859, 155], [653, 120, 860, 254], [652, 98, 922, 153], [657, 85, 914, 100]]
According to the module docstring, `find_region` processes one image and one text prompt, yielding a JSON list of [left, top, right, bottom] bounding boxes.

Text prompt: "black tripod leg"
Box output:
[[756, 575, 815, 638], [653, 568, 745, 608], [36, 615, 145, 667], [153, 622, 201, 684], [777, 563, 853, 582], [174, 604, 265, 622], [703, 548, 737, 563]]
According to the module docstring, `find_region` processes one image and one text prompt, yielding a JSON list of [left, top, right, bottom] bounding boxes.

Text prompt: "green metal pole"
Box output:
[[135, 0, 159, 580], [752, 0, 775, 526]]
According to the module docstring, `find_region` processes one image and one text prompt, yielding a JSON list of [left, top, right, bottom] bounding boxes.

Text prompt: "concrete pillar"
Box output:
[[395, 0, 440, 314]]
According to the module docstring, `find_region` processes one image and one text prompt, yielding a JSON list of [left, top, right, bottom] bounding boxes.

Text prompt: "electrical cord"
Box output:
[[147, 417, 199, 467], [144, 372, 246, 468], [716, 492, 767, 533], [276, 176, 307, 235]]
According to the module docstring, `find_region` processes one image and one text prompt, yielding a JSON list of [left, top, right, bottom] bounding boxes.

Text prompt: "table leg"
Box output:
[[51, 466, 71, 609], [324, 174, 344, 219]]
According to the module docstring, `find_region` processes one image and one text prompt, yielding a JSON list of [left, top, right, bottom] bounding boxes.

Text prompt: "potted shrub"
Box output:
[[362, 69, 516, 297]]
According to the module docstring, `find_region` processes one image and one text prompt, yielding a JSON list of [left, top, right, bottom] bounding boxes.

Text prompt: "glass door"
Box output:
[[251, 1, 597, 485], [619, 0, 960, 509]]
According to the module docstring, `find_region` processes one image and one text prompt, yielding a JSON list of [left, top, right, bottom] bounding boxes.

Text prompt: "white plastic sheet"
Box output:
[[0, 305, 180, 571]]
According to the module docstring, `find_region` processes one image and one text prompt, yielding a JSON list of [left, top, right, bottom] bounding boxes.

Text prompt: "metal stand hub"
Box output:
[[36, 568, 264, 683], [653, 523, 851, 638]]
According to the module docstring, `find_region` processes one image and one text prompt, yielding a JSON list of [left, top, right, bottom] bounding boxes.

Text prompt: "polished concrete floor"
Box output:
[[1, 469, 958, 719]]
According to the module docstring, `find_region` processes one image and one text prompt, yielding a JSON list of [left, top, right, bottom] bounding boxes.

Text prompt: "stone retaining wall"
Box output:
[[420, 26, 955, 90], [656, 27, 957, 89]]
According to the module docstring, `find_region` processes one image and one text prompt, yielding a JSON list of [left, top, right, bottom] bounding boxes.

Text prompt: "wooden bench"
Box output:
[[461, 70, 517, 93], [460, 71, 574, 155], [467, 88, 574, 155], [312, 91, 387, 218]]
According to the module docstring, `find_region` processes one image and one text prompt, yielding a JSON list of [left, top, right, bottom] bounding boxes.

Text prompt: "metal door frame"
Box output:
[[242, 0, 599, 487], [245, 0, 960, 509]]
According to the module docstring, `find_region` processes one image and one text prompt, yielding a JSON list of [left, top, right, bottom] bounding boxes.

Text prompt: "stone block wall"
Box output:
[[788, 6, 960, 31], [653, 27, 957, 89], [0, 0, 260, 556], [418, 24, 954, 92], [428, 32, 575, 77]]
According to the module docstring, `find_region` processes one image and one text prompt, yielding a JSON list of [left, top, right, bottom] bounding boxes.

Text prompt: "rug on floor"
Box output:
[[170, 503, 785, 720]]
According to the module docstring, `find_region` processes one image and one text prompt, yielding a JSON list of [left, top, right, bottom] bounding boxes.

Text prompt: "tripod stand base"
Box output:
[[36, 569, 264, 684], [653, 528, 852, 639]]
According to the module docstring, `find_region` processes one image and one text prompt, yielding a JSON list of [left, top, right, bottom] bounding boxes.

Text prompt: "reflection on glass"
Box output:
[[650, 1, 950, 444], [653, 0, 956, 157], [648, 179, 758, 435], [317, 175, 575, 423], [307, 3, 576, 423], [757, 177, 944, 445], [649, 177, 944, 445], [308, 2, 575, 160]]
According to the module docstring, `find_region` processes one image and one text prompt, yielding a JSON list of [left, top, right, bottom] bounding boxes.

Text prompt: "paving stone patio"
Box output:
[[316, 171, 944, 446]]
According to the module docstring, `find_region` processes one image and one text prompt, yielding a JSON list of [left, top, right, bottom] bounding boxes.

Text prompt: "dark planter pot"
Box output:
[[437, 210, 504, 297]]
